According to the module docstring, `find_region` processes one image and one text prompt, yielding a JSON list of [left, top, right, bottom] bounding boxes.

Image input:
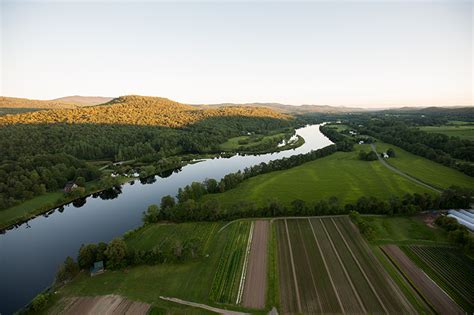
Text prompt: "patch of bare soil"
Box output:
[[242, 220, 269, 309], [50, 295, 150, 315], [382, 245, 463, 315]]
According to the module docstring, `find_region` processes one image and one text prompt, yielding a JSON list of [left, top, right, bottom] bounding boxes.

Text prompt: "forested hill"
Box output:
[[0, 95, 289, 127], [0, 96, 81, 109]]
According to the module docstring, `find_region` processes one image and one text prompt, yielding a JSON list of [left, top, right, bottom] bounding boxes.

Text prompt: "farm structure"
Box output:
[[275, 216, 414, 314], [447, 209, 474, 231]]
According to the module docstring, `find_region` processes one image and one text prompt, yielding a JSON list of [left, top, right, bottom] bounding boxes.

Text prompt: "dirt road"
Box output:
[[370, 144, 441, 193], [242, 220, 269, 309], [160, 296, 249, 315], [382, 245, 463, 314]]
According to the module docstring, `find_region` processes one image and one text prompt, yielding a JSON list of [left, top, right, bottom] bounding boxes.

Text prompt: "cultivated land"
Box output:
[[370, 142, 474, 190], [382, 245, 463, 314], [51, 221, 249, 314], [48, 295, 150, 315], [242, 220, 269, 309], [402, 245, 474, 312], [419, 123, 474, 141], [275, 217, 414, 314], [203, 149, 434, 206], [210, 221, 252, 305]]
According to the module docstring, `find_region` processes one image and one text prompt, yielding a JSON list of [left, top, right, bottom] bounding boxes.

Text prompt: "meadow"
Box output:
[[372, 142, 474, 189], [203, 149, 433, 207], [419, 123, 474, 141]]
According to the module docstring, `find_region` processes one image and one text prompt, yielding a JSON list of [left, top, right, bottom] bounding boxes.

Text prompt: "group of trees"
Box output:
[[0, 153, 101, 209], [358, 150, 378, 161], [435, 215, 474, 254], [358, 119, 474, 176], [142, 186, 472, 224]]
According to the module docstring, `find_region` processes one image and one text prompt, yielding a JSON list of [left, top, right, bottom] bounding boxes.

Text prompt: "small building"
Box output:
[[358, 140, 365, 145], [349, 130, 357, 136], [90, 261, 104, 277], [63, 182, 78, 193], [383, 153, 389, 159]]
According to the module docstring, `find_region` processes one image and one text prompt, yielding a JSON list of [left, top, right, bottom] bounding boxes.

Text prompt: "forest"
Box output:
[[0, 96, 295, 212]]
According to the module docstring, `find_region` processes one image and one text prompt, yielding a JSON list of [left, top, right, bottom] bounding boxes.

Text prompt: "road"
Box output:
[[370, 144, 441, 193]]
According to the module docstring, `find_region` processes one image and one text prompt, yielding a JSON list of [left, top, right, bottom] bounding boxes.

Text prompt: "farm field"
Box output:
[[209, 221, 252, 305], [126, 222, 220, 252], [381, 245, 463, 314], [275, 217, 414, 314], [361, 215, 449, 245], [203, 150, 433, 207], [419, 124, 474, 141], [370, 141, 474, 189], [402, 245, 474, 312], [50, 221, 247, 314]]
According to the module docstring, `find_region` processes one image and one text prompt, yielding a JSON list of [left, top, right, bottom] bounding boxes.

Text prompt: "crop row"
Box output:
[[210, 221, 251, 304], [403, 245, 474, 312]]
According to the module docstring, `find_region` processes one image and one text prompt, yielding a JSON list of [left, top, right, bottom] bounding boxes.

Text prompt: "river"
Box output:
[[0, 124, 332, 314]]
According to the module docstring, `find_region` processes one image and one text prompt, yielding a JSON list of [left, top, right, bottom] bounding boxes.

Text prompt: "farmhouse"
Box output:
[[63, 182, 78, 193], [383, 152, 389, 158]]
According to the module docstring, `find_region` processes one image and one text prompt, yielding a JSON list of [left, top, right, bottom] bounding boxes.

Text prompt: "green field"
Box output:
[[402, 246, 474, 312], [203, 149, 433, 207], [220, 132, 288, 151], [371, 142, 474, 189], [361, 216, 448, 246], [210, 221, 252, 304], [419, 124, 474, 141], [50, 221, 257, 314]]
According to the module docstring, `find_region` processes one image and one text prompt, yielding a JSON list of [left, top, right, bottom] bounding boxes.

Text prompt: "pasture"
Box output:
[[203, 149, 433, 206], [275, 217, 414, 314], [419, 123, 474, 141], [371, 142, 474, 189]]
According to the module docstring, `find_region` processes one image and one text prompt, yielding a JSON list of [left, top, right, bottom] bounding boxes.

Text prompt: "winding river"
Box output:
[[0, 124, 332, 314]]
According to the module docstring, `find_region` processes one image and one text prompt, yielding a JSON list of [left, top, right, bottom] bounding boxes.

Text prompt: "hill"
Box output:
[[0, 95, 289, 127], [0, 96, 80, 109], [201, 102, 365, 114], [53, 95, 114, 105]]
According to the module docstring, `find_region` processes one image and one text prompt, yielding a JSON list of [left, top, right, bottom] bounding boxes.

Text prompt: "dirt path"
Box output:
[[381, 245, 463, 314], [51, 295, 150, 315], [242, 220, 269, 309], [370, 144, 441, 193], [160, 296, 249, 315]]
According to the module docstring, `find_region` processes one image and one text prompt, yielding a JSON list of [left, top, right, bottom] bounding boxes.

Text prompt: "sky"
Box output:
[[0, 0, 472, 107]]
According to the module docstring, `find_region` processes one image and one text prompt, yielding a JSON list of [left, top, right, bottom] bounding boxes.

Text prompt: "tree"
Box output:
[[56, 256, 79, 283], [105, 238, 128, 269], [30, 293, 50, 312], [77, 244, 97, 269], [75, 176, 86, 187], [387, 148, 396, 157], [142, 204, 160, 224], [160, 195, 176, 211]]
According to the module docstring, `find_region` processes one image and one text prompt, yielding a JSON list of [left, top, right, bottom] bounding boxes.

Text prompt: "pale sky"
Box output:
[[1, 0, 472, 107]]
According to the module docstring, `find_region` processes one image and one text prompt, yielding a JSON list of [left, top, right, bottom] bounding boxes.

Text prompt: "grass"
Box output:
[[126, 222, 220, 252], [361, 216, 449, 246], [50, 221, 257, 314], [402, 246, 474, 312], [419, 124, 474, 141], [220, 132, 287, 151], [266, 220, 279, 309], [203, 149, 433, 207], [370, 142, 474, 189], [209, 221, 252, 304]]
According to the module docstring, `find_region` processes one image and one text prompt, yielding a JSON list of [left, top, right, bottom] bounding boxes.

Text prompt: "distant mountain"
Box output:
[[200, 102, 366, 114], [0, 95, 289, 127], [0, 96, 80, 109], [381, 106, 474, 115], [53, 95, 114, 106]]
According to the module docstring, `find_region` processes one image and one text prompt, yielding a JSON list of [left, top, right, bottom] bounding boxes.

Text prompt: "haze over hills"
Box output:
[[0, 96, 113, 109], [0, 95, 289, 127], [200, 102, 367, 114]]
